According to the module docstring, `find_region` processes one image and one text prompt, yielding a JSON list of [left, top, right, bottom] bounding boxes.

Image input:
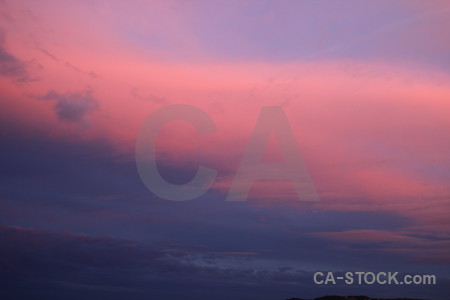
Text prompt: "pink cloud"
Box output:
[[1, 0, 449, 252]]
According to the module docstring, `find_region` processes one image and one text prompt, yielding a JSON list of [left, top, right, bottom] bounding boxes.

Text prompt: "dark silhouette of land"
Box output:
[[286, 296, 425, 300]]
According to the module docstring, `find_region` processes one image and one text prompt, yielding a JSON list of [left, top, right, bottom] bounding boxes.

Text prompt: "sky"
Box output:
[[0, 0, 450, 299]]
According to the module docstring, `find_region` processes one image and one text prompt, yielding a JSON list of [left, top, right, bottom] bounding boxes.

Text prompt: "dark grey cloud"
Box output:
[[0, 123, 449, 300], [2, 224, 448, 300], [39, 89, 99, 124], [0, 29, 29, 81], [0, 225, 312, 300]]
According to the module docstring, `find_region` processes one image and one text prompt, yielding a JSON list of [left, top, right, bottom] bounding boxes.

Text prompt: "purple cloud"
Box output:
[[39, 89, 99, 125], [0, 29, 29, 81]]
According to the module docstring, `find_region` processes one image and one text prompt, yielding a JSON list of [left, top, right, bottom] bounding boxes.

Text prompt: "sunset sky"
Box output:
[[1, 1, 450, 299]]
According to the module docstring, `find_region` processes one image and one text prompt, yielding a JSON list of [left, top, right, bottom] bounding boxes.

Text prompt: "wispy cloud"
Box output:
[[0, 29, 29, 81]]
